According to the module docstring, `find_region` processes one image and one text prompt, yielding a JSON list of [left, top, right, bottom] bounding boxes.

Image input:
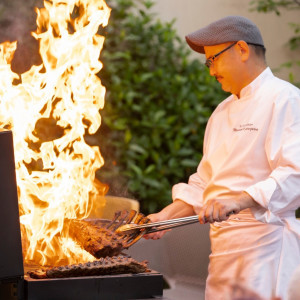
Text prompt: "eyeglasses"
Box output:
[[205, 42, 237, 68]]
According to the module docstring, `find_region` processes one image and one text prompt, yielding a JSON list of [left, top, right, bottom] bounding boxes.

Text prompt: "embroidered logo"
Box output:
[[233, 123, 258, 132]]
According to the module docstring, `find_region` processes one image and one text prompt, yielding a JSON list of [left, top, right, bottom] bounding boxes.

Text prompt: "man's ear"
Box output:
[[236, 40, 250, 62]]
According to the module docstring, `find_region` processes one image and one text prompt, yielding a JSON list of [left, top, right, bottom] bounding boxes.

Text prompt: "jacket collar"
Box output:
[[232, 67, 273, 100]]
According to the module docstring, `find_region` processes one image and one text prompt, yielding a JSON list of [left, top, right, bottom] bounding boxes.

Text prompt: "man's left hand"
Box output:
[[198, 192, 259, 224]]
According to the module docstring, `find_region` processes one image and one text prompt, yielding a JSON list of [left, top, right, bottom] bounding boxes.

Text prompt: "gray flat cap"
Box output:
[[186, 15, 264, 54]]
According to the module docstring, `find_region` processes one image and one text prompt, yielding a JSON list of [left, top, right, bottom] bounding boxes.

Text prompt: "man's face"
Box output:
[[204, 43, 242, 95]]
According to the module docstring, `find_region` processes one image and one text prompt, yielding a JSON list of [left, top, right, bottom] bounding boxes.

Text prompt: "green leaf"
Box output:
[[129, 164, 143, 176], [145, 164, 156, 174], [177, 148, 194, 156], [129, 144, 147, 154], [153, 110, 166, 121], [124, 129, 132, 143], [142, 177, 162, 189], [181, 159, 199, 168]]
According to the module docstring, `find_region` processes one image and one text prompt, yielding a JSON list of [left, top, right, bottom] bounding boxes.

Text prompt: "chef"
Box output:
[[144, 15, 300, 300]]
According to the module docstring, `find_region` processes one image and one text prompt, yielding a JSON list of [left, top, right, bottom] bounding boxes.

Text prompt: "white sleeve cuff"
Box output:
[[245, 177, 285, 225], [245, 177, 277, 209]]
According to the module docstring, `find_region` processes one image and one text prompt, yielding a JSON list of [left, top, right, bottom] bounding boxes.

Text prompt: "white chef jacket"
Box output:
[[172, 67, 300, 300]]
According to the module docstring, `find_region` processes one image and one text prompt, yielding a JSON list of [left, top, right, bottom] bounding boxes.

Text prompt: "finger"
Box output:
[[143, 232, 160, 240], [204, 204, 214, 223], [147, 214, 159, 222], [220, 212, 230, 221], [143, 232, 156, 240], [198, 206, 207, 224], [143, 230, 168, 240], [212, 203, 221, 222], [214, 202, 230, 222], [220, 208, 235, 221], [152, 231, 165, 240]]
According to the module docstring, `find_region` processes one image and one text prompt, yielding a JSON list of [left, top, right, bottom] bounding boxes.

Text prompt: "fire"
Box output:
[[0, 0, 111, 266]]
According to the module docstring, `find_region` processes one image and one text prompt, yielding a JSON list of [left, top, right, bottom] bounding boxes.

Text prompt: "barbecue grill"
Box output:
[[0, 130, 163, 300]]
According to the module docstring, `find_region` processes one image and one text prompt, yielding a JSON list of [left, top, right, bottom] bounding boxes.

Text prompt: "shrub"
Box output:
[[93, 0, 227, 213]]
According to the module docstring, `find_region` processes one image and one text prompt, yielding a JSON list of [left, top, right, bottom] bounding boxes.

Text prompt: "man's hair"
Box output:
[[248, 43, 266, 61]]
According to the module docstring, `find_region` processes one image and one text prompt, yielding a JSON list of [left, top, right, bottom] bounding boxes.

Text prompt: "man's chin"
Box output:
[[220, 83, 231, 93]]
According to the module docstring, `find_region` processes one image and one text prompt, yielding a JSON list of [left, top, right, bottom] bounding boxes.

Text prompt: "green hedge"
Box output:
[[93, 0, 226, 213]]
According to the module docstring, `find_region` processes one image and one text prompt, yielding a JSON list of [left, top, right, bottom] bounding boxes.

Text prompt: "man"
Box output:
[[144, 16, 300, 300]]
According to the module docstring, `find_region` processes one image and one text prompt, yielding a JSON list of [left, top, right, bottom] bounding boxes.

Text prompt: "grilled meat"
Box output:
[[28, 255, 149, 279], [68, 219, 123, 258], [68, 210, 150, 258]]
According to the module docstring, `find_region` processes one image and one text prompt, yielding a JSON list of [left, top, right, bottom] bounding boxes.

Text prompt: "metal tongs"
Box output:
[[116, 215, 200, 234]]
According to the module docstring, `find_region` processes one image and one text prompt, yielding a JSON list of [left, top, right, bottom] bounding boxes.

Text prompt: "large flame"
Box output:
[[0, 0, 111, 266]]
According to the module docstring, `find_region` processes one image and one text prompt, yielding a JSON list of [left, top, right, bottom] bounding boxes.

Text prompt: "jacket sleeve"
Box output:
[[245, 93, 300, 225], [172, 162, 207, 214], [171, 116, 214, 214]]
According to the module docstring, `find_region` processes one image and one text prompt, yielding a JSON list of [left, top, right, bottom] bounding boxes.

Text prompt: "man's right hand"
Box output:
[[142, 199, 196, 240], [143, 212, 170, 240]]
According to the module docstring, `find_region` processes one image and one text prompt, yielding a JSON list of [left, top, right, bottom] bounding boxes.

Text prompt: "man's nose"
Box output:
[[209, 65, 216, 77]]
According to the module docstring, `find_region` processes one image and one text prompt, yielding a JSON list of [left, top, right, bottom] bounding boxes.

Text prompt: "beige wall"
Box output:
[[152, 0, 300, 81]]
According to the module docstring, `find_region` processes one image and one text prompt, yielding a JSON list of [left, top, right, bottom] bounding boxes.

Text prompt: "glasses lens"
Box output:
[[205, 59, 212, 68], [204, 42, 237, 69]]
